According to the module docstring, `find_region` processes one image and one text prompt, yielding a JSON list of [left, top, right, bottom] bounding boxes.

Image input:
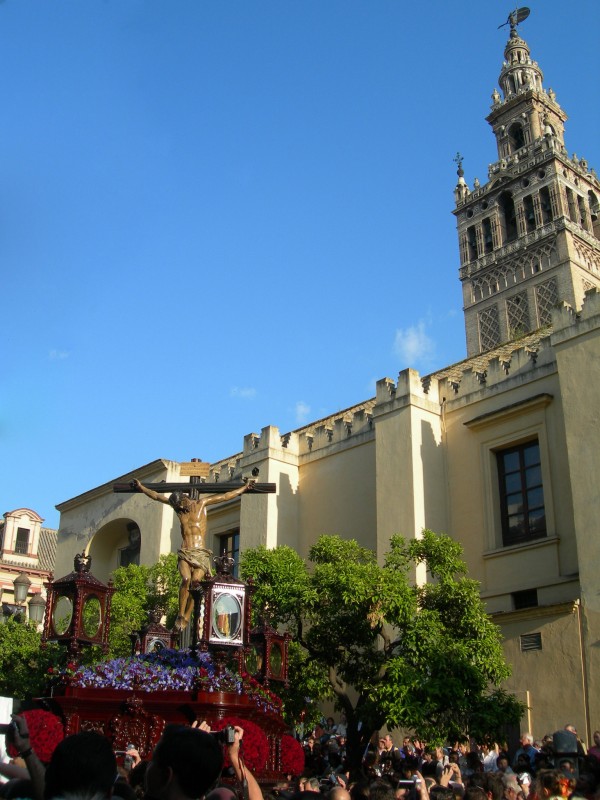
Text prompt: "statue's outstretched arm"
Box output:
[[202, 480, 254, 507], [133, 478, 171, 505]]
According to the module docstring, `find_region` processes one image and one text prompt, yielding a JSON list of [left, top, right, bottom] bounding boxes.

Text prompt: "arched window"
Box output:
[[508, 123, 525, 152], [467, 225, 478, 261], [523, 195, 536, 232], [566, 188, 578, 223], [499, 192, 518, 243], [539, 187, 552, 224], [589, 190, 600, 239], [482, 218, 494, 253], [577, 195, 590, 231]]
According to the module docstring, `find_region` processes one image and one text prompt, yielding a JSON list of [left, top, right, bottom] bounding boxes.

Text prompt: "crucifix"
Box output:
[[113, 461, 275, 632]]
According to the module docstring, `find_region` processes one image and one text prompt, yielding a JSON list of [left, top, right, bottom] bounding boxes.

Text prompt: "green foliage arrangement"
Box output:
[[108, 553, 180, 657], [241, 531, 525, 768], [0, 619, 64, 699]]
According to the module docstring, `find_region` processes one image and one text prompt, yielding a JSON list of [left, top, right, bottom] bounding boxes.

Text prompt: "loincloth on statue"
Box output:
[[177, 547, 213, 575]]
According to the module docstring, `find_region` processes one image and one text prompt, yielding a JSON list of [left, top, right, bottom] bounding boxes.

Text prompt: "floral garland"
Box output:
[[215, 716, 269, 773], [7, 709, 64, 764], [52, 649, 282, 715], [280, 734, 305, 776], [240, 672, 283, 714]]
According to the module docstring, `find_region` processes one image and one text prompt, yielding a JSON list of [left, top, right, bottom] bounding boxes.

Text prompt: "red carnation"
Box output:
[[214, 716, 269, 773], [7, 709, 64, 764], [281, 734, 305, 776]]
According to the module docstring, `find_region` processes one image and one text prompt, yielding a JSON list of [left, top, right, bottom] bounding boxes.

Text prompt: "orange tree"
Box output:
[[241, 531, 524, 773]]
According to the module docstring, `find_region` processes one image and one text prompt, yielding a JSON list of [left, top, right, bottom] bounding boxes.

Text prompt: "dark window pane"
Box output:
[[527, 487, 545, 509], [505, 473, 522, 493], [523, 443, 541, 467], [502, 451, 521, 472], [525, 465, 542, 487], [16, 527, 30, 554], [497, 440, 547, 546]]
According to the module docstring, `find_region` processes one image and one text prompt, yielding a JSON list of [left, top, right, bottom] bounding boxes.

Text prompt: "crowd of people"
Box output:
[[2, 711, 600, 800], [0, 713, 261, 800], [280, 723, 600, 800]]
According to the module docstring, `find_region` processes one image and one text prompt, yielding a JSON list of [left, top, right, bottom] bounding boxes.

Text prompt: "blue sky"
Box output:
[[1, 1, 598, 529]]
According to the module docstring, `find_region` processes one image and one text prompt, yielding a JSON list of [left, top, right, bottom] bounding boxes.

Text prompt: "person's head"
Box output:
[[146, 725, 223, 800], [44, 731, 117, 800], [430, 787, 455, 800], [594, 731, 600, 748], [480, 773, 505, 800], [497, 755, 510, 772], [169, 492, 190, 511], [384, 735, 394, 751], [534, 769, 572, 799], [466, 752, 483, 772], [369, 779, 395, 800], [520, 734, 534, 748], [329, 789, 351, 800], [401, 757, 419, 778], [515, 756, 530, 771], [564, 725, 577, 737], [464, 788, 487, 800], [501, 775, 520, 800]]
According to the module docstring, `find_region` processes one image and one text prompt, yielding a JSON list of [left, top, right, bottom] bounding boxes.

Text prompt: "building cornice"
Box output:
[[490, 600, 578, 624], [464, 392, 553, 430]]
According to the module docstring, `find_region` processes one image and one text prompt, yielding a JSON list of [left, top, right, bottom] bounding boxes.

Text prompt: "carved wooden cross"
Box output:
[[113, 459, 275, 498]]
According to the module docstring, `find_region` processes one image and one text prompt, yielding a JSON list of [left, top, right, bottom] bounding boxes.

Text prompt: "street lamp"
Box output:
[[13, 572, 31, 620], [28, 594, 46, 625], [13, 572, 31, 604]]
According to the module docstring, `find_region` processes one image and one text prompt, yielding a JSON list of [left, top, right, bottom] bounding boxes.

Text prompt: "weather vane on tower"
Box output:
[[498, 6, 530, 32]]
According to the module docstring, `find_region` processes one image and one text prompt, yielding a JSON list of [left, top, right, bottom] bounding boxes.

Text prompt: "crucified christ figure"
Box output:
[[133, 478, 253, 631]]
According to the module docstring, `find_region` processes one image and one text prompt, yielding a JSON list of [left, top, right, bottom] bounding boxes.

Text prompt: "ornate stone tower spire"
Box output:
[[453, 11, 600, 356]]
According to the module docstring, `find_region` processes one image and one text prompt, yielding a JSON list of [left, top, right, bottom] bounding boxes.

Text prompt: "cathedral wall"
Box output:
[[551, 292, 600, 737], [494, 603, 587, 739], [373, 370, 447, 578], [442, 365, 581, 607], [296, 438, 376, 559]]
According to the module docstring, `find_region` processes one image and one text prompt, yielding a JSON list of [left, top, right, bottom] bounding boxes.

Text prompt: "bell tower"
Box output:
[[454, 10, 600, 356]]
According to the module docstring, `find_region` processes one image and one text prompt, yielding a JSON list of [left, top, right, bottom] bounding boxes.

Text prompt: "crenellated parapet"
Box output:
[[420, 327, 555, 403], [207, 401, 377, 474], [551, 287, 600, 343], [295, 403, 375, 457]]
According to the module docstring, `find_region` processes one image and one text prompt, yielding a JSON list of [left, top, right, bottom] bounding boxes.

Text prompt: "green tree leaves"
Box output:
[[241, 531, 524, 763], [108, 553, 180, 657], [0, 619, 63, 699]]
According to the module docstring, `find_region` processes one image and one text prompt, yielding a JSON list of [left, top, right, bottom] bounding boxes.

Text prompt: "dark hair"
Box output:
[[463, 788, 487, 800], [152, 725, 223, 799], [430, 788, 455, 800], [112, 779, 138, 800], [3, 779, 35, 800], [169, 492, 186, 510], [44, 731, 117, 800], [368, 778, 396, 800]]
